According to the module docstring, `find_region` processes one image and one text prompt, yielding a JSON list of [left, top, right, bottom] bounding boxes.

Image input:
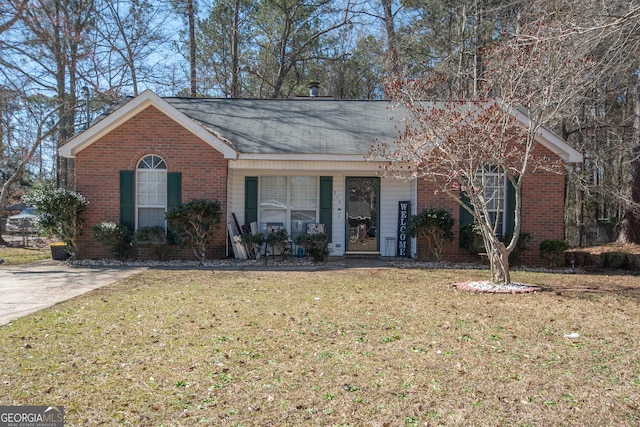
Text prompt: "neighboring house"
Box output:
[[58, 90, 582, 264]]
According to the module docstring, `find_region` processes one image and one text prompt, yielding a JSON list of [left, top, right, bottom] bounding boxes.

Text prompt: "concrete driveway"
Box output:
[[0, 260, 145, 326]]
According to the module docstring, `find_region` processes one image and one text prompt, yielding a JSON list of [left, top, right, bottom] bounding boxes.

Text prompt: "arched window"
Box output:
[[137, 155, 167, 229]]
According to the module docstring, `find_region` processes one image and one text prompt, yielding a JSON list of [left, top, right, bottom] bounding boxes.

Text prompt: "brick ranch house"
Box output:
[[58, 90, 582, 264]]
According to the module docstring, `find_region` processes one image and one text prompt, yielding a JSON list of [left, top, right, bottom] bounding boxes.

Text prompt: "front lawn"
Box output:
[[0, 267, 638, 426], [0, 245, 51, 265]]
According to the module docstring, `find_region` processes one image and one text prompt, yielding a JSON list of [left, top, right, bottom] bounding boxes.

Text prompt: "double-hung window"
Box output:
[[459, 167, 515, 246], [137, 155, 167, 229], [480, 168, 507, 237], [290, 176, 318, 240], [120, 157, 181, 233], [258, 176, 319, 241]]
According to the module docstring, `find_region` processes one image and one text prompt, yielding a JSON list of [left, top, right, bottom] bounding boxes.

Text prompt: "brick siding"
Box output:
[[72, 104, 569, 266], [74, 106, 228, 260], [415, 144, 567, 266]]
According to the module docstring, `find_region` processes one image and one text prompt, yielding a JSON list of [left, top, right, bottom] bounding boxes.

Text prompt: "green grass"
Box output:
[[0, 246, 50, 265], [0, 267, 639, 426]]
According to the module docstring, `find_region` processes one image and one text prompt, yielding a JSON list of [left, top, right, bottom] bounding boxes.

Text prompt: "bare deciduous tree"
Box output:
[[251, 0, 354, 98], [0, 0, 28, 33], [371, 20, 593, 284], [516, 1, 640, 245], [92, 0, 172, 96], [0, 92, 60, 245], [17, 0, 96, 186]]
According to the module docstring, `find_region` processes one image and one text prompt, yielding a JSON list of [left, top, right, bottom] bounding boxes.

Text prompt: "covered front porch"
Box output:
[[226, 159, 417, 258]]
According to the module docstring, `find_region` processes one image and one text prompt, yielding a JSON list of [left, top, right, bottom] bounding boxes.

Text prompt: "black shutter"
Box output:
[[319, 176, 333, 241], [120, 170, 135, 231], [505, 178, 517, 238], [167, 172, 182, 212], [459, 192, 474, 248], [245, 177, 258, 226]]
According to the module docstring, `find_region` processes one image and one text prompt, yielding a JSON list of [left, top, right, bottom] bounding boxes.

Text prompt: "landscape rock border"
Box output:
[[453, 281, 541, 294]]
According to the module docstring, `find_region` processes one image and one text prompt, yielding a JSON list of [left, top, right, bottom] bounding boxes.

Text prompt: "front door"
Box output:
[[345, 177, 380, 253]]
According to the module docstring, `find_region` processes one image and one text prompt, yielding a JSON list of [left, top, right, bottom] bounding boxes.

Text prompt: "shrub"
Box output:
[[460, 223, 485, 257], [600, 251, 628, 269], [266, 228, 290, 259], [166, 199, 222, 264], [296, 233, 329, 262], [93, 222, 134, 260], [242, 232, 266, 259], [539, 239, 569, 267], [136, 226, 171, 260], [24, 184, 89, 257], [407, 209, 454, 261]]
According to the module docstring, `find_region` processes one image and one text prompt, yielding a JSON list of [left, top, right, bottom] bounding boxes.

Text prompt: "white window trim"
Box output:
[[136, 155, 168, 231], [479, 168, 507, 237], [258, 176, 320, 237]]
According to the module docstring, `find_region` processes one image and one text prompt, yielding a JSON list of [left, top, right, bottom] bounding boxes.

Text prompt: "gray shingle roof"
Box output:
[[65, 92, 580, 163], [163, 98, 403, 155]]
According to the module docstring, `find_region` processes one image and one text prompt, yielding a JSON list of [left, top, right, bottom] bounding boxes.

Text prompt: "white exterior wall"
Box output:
[[379, 177, 415, 257], [227, 160, 415, 257]]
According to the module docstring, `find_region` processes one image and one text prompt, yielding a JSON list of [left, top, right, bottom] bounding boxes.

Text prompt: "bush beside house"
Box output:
[[166, 199, 223, 264], [24, 185, 89, 258], [93, 221, 134, 260], [407, 209, 454, 262], [72, 106, 228, 260]]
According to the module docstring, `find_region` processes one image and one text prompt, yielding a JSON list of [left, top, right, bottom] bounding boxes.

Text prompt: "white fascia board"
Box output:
[[533, 126, 583, 163], [236, 153, 369, 162], [58, 90, 237, 159], [229, 158, 392, 172], [497, 100, 583, 164]]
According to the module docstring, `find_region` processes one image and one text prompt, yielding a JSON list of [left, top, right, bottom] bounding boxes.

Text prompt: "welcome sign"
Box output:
[[397, 201, 410, 257]]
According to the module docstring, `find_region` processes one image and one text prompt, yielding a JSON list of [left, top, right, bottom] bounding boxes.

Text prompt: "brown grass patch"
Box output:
[[572, 243, 640, 255], [0, 267, 639, 426]]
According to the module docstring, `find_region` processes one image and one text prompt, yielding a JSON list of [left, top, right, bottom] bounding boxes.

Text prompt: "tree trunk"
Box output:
[[472, 0, 485, 96], [230, 0, 240, 98], [618, 68, 640, 243], [381, 0, 398, 72], [483, 232, 511, 285], [188, 0, 196, 97]]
